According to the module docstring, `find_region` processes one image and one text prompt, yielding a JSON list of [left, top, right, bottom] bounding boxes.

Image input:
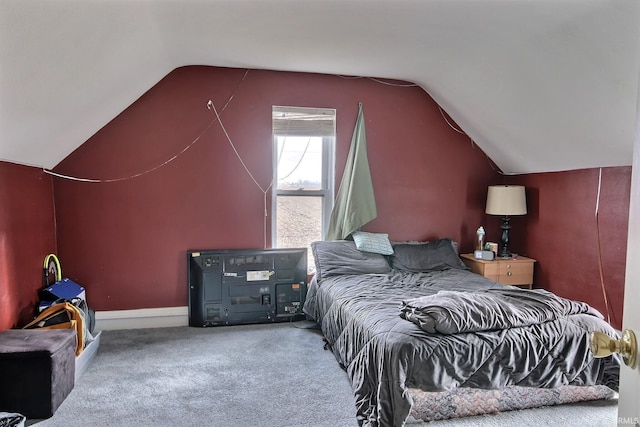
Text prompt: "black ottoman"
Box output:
[[0, 329, 76, 419]]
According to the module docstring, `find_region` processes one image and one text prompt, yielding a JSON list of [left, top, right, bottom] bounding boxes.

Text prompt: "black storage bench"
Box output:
[[0, 329, 76, 419]]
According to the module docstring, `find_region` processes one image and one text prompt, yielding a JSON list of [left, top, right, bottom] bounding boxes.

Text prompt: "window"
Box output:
[[272, 106, 336, 272]]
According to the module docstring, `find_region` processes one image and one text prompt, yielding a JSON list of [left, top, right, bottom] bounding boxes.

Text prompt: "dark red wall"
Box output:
[[507, 167, 631, 329], [50, 66, 630, 329], [53, 66, 500, 311], [0, 161, 57, 330]]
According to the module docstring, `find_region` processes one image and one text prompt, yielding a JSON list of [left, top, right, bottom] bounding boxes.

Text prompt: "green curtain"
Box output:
[[325, 102, 377, 240]]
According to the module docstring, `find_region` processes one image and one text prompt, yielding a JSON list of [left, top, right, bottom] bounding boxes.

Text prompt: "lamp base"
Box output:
[[499, 216, 512, 259], [498, 249, 512, 259]]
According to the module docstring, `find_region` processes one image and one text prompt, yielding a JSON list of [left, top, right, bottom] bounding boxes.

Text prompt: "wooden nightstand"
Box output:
[[460, 253, 536, 289]]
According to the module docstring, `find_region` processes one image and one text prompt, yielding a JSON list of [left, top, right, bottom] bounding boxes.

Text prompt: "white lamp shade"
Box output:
[[485, 185, 527, 216]]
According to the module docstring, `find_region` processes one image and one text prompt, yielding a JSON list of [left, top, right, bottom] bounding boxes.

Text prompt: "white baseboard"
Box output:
[[95, 306, 189, 331], [76, 330, 101, 381]]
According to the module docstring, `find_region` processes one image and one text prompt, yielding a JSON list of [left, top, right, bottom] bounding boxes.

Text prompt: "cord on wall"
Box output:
[[42, 70, 251, 183], [207, 100, 273, 248], [594, 167, 615, 326], [43, 122, 214, 183], [337, 75, 418, 87], [40, 67, 271, 249]]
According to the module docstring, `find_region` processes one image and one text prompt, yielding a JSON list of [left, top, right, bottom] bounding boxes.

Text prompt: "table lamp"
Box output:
[[485, 185, 527, 258]]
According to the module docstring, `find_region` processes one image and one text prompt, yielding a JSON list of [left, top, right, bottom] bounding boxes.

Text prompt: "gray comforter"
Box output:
[[400, 288, 603, 334], [303, 269, 620, 427]]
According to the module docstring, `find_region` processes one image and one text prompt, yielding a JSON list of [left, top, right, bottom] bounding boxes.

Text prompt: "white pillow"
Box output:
[[352, 231, 394, 255]]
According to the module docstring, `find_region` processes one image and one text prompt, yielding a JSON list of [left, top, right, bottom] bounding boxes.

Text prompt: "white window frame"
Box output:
[[271, 106, 335, 249]]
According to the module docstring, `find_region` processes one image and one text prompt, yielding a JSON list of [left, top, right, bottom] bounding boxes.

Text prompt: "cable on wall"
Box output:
[[42, 66, 271, 247], [594, 167, 615, 325], [367, 77, 418, 87], [432, 102, 504, 174], [43, 122, 215, 183], [41, 68, 506, 246], [42, 70, 251, 183], [43, 69, 471, 184], [340, 73, 505, 175], [336, 75, 418, 88], [434, 105, 464, 135], [207, 100, 273, 249]]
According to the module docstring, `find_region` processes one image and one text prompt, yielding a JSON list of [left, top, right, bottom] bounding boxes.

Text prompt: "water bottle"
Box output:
[[476, 226, 485, 251]]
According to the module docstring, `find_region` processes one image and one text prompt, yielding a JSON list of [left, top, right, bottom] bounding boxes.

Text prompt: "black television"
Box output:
[[187, 248, 307, 327]]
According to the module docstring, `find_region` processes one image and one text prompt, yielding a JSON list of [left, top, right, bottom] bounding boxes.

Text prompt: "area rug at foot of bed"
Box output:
[[407, 385, 616, 422]]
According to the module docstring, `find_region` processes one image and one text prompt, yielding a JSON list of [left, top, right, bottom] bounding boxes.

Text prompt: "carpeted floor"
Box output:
[[31, 322, 357, 427], [29, 322, 618, 426]]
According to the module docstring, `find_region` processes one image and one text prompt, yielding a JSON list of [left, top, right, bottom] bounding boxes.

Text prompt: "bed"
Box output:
[[302, 238, 620, 427]]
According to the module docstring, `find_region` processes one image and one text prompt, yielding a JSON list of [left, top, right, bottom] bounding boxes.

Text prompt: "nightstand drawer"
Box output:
[[460, 253, 536, 289], [498, 261, 533, 285]]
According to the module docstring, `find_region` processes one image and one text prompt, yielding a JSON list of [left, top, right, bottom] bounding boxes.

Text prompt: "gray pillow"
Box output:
[[391, 238, 468, 272], [311, 240, 391, 281]]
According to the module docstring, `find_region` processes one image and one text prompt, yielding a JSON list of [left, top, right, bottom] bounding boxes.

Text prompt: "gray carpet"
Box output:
[[32, 322, 357, 427], [30, 322, 618, 426]]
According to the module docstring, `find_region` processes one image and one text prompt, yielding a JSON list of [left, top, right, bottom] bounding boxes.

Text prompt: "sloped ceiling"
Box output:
[[1, 0, 639, 174]]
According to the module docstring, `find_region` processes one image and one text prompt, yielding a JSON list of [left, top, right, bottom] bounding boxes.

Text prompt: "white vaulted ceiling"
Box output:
[[1, 0, 639, 174]]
